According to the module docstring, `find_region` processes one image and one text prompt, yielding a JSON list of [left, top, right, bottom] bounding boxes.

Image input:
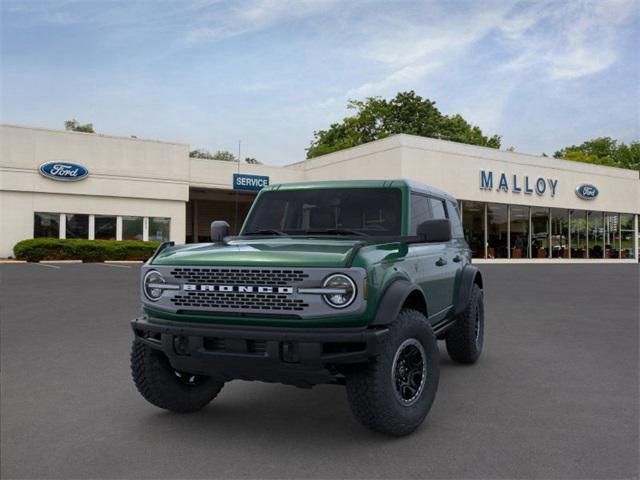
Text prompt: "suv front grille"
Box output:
[[151, 266, 364, 319], [170, 291, 308, 311], [170, 268, 309, 285]]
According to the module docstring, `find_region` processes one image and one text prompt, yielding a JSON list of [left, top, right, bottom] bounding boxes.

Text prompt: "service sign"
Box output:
[[233, 173, 269, 191], [39, 161, 89, 182], [575, 184, 598, 200]]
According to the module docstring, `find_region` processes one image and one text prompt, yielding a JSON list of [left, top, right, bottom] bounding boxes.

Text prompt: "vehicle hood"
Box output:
[[151, 238, 365, 268]]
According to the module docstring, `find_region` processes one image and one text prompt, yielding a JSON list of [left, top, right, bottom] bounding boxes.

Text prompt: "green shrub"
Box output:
[[13, 238, 161, 262]]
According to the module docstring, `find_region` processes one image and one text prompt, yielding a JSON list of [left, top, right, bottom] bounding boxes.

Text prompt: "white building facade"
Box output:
[[1, 124, 638, 262]]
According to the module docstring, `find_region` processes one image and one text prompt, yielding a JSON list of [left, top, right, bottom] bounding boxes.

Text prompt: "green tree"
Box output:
[[554, 137, 640, 171], [212, 150, 237, 162], [306, 91, 501, 158], [189, 149, 238, 161], [190, 149, 215, 159], [244, 157, 261, 164], [64, 119, 94, 133]]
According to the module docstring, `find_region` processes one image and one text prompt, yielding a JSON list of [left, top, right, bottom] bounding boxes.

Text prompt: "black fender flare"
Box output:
[[370, 279, 427, 326], [454, 265, 483, 316]]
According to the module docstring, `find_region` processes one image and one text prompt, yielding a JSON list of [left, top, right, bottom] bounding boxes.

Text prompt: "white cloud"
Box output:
[[499, 0, 637, 80], [183, 0, 340, 44], [359, 5, 512, 67], [347, 63, 440, 97]]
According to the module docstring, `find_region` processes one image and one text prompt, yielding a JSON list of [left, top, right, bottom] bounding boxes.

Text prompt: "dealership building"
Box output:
[[1, 123, 638, 262]]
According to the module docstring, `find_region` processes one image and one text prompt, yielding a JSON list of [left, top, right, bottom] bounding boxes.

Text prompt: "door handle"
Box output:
[[435, 257, 447, 267], [453, 255, 462, 263]]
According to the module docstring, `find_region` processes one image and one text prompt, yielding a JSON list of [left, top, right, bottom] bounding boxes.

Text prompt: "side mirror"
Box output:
[[210, 220, 230, 242], [417, 219, 451, 243]]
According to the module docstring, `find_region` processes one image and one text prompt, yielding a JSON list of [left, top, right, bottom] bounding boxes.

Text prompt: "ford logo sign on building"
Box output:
[[39, 161, 89, 182], [575, 184, 599, 200]]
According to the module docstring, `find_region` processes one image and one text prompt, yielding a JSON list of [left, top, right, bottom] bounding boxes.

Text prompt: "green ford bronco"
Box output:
[[131, 180, 484, 436]]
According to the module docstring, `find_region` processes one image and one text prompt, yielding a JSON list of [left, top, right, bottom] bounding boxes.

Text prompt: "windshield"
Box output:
[[242, 188, 402, 237]]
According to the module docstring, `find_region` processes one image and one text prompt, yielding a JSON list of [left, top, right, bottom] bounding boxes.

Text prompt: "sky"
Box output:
[[1, 0, 639, 165]]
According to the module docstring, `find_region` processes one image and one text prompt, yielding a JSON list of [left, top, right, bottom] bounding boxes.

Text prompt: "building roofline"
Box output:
[[284, 135, 401, 167], [288, 133, 639, 179], [0, 123, 189, 147], [395, 133, 639, 177]]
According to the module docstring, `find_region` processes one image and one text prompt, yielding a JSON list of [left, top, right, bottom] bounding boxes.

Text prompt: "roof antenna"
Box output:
[[234, 139, 241, 233]]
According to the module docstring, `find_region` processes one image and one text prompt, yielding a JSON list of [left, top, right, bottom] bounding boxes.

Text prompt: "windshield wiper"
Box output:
[[303, 228, 369, 237], [243, 229, 288, 236]]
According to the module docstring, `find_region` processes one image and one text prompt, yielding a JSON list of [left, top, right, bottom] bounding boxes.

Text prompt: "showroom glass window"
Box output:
[[409, 193, 432, 234], [620, 214, 636, 259], [487, 203, 508, 259], [509, 205, 529, 259], [571, 210, 587, 258], [95, 215, 116, 240], [122, 216, 143, 241], [588, 211, 604, 258], [461, 201, 485, 258], [551, 209, 570, 259], [603, 213, 619, 259], [65, 214, 89, 239], [530, 207, 550, 259], [149, 217, 171, 242], [34, 212, 59, 238]]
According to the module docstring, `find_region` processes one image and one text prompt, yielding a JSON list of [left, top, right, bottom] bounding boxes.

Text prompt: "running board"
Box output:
[[432, 318, 456, 336]]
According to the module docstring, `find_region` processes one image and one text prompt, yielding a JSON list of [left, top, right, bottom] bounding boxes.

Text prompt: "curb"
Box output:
[[104, 260, 144, 264], [39, 260, 83, 264], [0, 259, 27, 264]]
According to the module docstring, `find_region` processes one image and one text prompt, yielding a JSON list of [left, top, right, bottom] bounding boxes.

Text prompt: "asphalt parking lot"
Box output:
[[1, 263, 638, 479]]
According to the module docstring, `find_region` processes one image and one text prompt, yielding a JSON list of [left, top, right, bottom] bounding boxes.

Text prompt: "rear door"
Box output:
[[445, 199, 468, 307], [428, 197, 458, 310], [408, 193, 451, 318]]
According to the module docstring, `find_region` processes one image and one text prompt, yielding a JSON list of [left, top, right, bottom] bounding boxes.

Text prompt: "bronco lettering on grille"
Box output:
[[183, 284, 294, 294]]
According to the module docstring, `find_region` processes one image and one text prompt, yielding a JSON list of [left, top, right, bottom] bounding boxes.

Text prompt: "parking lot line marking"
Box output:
[[36, 263, 61, 269], [96, 263, 132, 269]]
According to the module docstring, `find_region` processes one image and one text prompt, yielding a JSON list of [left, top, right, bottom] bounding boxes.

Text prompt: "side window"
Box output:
[[447, 200, 465, 238], [430, 198, 447, 220], [409, 193, 432, 234]]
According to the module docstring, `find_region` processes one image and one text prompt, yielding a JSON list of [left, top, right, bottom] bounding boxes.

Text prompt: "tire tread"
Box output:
[[131, 340, 224, 413], [445, 284, 483, 364], [346, 309, 439, 436]]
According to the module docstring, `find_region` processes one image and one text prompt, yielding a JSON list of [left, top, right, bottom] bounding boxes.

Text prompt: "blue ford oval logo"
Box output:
[[39, 161, 89, 182], [575, 184, 598, 200]]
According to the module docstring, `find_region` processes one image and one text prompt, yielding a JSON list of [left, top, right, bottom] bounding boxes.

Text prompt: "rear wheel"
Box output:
[[345, 309, 439, 436], [131, 340, 224, 413], [445, 283, 484, 364]]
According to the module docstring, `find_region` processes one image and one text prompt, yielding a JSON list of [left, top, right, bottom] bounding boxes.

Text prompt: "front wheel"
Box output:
[[131, 340, 224, 413], [345, 309, 440, 436]]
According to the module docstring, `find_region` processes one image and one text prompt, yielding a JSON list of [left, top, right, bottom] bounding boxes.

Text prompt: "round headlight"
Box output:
[[143, 270, 165, 301], [322, 274, 356, 308]]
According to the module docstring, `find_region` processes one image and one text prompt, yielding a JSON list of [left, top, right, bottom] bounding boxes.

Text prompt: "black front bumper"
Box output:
[[131, 316, 388, 387]]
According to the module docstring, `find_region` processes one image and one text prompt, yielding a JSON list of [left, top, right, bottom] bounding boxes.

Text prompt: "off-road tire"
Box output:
[[445, 283, 484, 364], [131, 340, 224, 413], [345, 309, 439, 436]]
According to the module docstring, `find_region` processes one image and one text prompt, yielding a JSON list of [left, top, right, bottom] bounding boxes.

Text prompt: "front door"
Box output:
[[408, 193, 457, 320]]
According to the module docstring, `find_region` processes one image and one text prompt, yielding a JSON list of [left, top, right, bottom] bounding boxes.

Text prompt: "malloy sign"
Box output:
[[480, 170, 558, 197]]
